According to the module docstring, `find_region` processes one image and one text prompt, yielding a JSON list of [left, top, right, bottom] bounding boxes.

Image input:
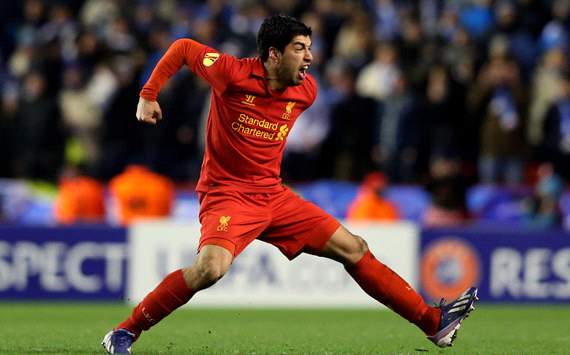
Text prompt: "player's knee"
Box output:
[[191, 259, 229, 289], [338, 235, 369, 266], [354, 235, 369, 254], [198, 260, 227, 283], [325, 231, 370, 266], [352, 235, 369, 261]]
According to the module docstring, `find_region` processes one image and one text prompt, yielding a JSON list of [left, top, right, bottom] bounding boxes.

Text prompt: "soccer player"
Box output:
[[102, 15, 478, 354]]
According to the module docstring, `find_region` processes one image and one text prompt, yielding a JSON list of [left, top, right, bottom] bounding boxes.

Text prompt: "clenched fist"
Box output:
[[136, 97, 163, 125]]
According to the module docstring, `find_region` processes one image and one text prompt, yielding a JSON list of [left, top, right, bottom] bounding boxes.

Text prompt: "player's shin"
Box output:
[[345, 250, 440, 335], [116, 269, 195, 338]]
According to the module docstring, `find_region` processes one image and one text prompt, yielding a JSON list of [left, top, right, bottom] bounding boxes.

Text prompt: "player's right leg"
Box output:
[[101, 245, 232, 354]]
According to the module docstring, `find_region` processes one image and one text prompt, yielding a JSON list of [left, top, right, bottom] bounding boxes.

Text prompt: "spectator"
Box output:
[[151, 67, 209, 180], [373, 0, 400, 41], [54, 165, 105, 225], [58, 63, 102, 171], [493, 0, 538, 81], [0, 0, 568, 194], [522, 162, 564, 228], [443, 27, 477, 85], [540, 69, 570, 180], [79, 0, 120, 33], [103, 17, 137, 54], [395, 13, 426, 87], [539, 0, 569, 55], [12, 70, 65, 181], [516, 0, 551, 39], [373, 71, 422, 183], [75, 30, 105, 74], [459, 0, 494, 40], [347, 172, 400, 221], [319, 61, 376, 181], [313, 0, 345, 60], [11, 0, 45, 49], [109, 165, 174, 225], [333, 7, 374, 68], [420, 64, 465, 163], [470, 35, 527, 185], [528, 47, 567, 150], [356, 42, 400, 102], [0, 83, 18, 177], [422, 156, 468, 227], [8, 41, 35, 80], [39, 3, 78, 63], [97, 59, 138, 180], [437, 5, 461, 43]]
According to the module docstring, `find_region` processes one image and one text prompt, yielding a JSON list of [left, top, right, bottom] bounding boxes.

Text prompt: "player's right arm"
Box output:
[[137, 38, 238, 124], [136, 97, 163, 125]]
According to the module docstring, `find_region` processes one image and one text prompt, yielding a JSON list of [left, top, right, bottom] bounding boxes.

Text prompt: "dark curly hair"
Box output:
[[257, 14, 312, 62]]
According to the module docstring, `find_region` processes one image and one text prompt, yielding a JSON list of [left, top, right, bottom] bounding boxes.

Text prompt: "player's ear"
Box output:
[[268, 47, 281, 64]]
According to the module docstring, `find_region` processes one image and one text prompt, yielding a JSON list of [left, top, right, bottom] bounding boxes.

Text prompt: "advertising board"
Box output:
[[0, 226, 127, 300], [128, 222, 419, 307], [421, 228, 570, 303]]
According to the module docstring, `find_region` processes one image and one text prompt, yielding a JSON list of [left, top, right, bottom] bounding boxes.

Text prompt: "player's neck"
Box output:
[[263, 62, 286, 92]]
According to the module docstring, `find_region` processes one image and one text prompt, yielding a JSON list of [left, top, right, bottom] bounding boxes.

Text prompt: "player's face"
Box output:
[[276, 35, 313, 87]]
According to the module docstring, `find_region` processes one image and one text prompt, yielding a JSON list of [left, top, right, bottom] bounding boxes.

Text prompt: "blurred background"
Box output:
[[0, 0, 569, 308], [0, 0, 570, 228]]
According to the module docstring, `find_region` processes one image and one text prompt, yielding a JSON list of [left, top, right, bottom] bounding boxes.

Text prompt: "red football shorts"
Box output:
[[198, 187, 340, 260]]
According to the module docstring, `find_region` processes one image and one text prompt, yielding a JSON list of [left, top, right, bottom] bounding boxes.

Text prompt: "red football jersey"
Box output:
[[140, 39, 317, 192]]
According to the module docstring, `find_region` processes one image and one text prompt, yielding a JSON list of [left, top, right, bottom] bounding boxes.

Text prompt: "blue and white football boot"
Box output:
[[101, 329, 135, 354], [427, 287, 479, 347]]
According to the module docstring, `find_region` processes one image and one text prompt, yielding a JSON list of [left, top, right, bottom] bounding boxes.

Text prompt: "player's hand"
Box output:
[[136, 97, 163, 125]]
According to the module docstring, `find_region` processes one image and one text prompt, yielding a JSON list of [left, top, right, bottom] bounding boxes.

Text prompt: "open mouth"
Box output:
[[298, 64, 310, 80]]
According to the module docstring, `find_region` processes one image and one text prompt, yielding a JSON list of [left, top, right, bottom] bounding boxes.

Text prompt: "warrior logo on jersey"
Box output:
[[281, 101, 296, 120], [203, 52, 220, 67], [217, 215, 232, 232], [241, 94, 256, 106]]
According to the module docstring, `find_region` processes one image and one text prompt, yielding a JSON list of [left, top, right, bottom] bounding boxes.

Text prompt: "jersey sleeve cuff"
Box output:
[[140, 88, 158, 101]]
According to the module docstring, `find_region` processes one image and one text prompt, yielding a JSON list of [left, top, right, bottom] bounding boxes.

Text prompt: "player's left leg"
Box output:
[[265, 188, 476, 346], [315, 225, 442, 336], [263, 188, 439, 333]]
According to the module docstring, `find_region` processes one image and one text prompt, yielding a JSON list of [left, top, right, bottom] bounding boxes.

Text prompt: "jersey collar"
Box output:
[[252, 57, 289, 96], [251, 57, 265, 78]]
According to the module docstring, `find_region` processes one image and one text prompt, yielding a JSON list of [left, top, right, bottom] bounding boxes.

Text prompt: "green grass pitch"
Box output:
[[1, 303, 569, 354]]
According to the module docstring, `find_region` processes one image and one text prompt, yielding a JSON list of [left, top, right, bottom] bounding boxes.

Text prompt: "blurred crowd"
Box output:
[[0, 0, 569, 191]]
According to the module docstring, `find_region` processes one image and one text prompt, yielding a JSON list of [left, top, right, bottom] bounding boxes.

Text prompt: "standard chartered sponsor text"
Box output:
[[232, 113, 287, 141]]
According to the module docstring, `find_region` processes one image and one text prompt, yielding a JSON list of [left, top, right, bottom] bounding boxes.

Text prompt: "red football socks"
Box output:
[[346, 250, 441, 335], [116, 269, 194, 338]]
